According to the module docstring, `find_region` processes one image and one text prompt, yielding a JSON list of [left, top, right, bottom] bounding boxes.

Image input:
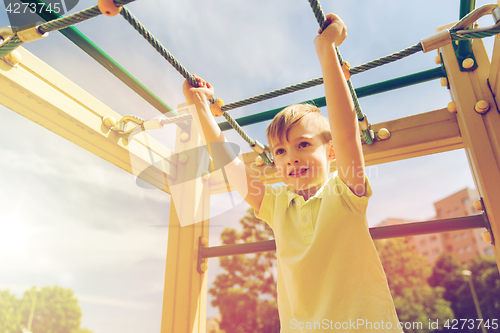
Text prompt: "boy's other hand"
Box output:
[[182, 74, 214, 104], [314, 13, 347, 54]]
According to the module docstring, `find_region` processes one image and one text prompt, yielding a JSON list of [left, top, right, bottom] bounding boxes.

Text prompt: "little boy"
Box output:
[[183, 13, 402, 333]]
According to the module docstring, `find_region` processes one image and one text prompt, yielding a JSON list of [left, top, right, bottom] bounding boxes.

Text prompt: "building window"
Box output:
[[432, 248, 440, 255], [448, 211, 453, 216], [485, 248, 494, 256], [420, 239, 427, 247], [443, 234, 449, 240], [454, 235, 460, 241], [430, 236, 437, 243], [455, 207, 461, 213], [423, 251, 429, 256], [466, 246, 472, 252], [437, 209, 443, 216], [446, 246, 453, 252], [462, 232, 468, 239], [458, 248, 464, 254]]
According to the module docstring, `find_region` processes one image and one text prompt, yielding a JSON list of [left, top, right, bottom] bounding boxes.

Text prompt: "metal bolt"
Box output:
[[447, 101, 457, 113], [180, 132, 190, 142], [474, 100, 490, 114], [102, 116, 117, 129], [482, 231, 492, 244], [377, 128, 391, 140], [462, 58, 475, 69], [3, 50, 21, 67], [473, 200, 484, 211], [255, 155, 264, 166], [179, 154, 189, 164]]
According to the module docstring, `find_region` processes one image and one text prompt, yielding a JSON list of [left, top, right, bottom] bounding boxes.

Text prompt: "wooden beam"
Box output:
[[208, 108, 463, 192], [364, 109, 462, 165], [161, 123, 210, 333], [0, 47, 175, 193], [441, 36, 500, 267]]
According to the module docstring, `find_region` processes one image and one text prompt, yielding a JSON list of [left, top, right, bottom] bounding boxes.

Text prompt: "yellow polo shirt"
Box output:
[[256, 172, 402, 332]]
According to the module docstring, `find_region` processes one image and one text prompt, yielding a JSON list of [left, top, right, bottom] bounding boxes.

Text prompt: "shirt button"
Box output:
[[302, 216, 308, 222], [296, 201, 301, 206]]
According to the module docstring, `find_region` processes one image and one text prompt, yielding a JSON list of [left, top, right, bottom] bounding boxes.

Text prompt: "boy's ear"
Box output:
[[328, 141, 335, 160]]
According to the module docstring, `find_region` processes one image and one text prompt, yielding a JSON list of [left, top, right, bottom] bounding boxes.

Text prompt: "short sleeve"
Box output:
[[332, 171, 372, 215], [254, 185, 277, 229]]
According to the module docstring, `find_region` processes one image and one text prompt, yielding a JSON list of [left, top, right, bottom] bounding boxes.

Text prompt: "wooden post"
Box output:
[[439, 36, 500, 268], [161, 113, 210, 333]]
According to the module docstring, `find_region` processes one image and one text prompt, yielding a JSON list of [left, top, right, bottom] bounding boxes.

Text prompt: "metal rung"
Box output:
[[200, 214, 486, 259]]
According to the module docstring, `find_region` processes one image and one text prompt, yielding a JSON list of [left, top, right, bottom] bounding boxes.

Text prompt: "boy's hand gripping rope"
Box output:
[[307, 0, 374, 144]]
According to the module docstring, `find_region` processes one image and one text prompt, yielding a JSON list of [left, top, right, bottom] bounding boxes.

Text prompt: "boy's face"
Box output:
[[271, 119, 333, 194]]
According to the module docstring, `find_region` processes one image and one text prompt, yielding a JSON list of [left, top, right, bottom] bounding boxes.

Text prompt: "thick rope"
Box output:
[[160, 113, 193, 125], [451, 27, 500, 40], [0, 0, 137, 58], [350, 43, 423, 74], [120, 6, 198, 87], [221, 43, 424, 111], [39, 0, 136, 33], [37, 6, 102, 33], [222, 78, 324, 111]]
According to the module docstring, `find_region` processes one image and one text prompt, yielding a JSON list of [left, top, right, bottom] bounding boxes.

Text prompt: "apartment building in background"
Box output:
[[379, 188, 494, 264]]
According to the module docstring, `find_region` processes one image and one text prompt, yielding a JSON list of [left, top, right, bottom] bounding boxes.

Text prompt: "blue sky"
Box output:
[[0, 0, 493, 332]]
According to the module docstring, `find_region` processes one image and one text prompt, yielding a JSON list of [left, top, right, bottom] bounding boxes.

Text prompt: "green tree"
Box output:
[[428, 252, 465, 302], [0, 289, 21, 333], [209, 208, 279, 333], [376, 238, 454, 333], [467, 255, 500, 328], [19, 286, 84, 333], [0, 286, 93, 333], [428, 251, 470, 327], [430, 253, 500, 332]]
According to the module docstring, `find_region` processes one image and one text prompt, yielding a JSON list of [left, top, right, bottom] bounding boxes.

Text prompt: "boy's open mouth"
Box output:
[[288, 168, 308, 177]]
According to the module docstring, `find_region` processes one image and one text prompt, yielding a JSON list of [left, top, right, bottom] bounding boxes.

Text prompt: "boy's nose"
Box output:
[[287, 158, 299, 165]]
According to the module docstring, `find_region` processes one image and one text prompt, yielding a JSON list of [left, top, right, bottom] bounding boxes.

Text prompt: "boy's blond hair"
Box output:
[[266, 104, 332, 147]]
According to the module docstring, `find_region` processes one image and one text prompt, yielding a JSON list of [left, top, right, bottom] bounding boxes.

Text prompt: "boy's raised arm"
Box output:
[[314, 14, 366, 196], [182, 76, 267, 211]]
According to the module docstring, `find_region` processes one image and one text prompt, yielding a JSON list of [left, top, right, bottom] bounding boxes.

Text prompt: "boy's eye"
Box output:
[[275, 148, 285, 155], [299, 142, 310, 148]]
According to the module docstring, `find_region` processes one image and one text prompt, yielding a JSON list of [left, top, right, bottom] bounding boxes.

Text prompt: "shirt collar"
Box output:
[[286, 175, 331, 207]]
